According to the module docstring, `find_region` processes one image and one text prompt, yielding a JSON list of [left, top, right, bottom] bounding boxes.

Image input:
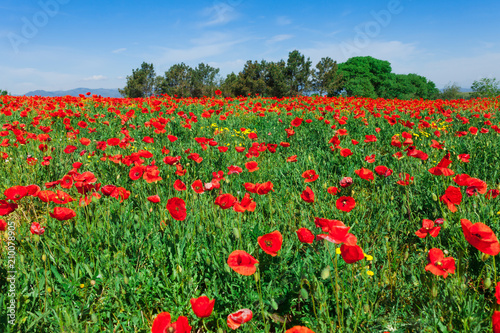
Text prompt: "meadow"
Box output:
[[0, 93, 499, 332]]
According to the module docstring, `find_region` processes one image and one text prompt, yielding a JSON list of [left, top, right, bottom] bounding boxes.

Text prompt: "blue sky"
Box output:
[[1, 0, 500, 95]]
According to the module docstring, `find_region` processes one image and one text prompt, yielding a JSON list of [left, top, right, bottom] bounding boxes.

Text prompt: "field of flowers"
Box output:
[[0, 93, 500, 332]]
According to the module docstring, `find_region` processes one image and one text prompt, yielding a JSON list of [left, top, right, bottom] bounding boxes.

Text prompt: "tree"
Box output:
[[156, 63, 193, 97], [337, 56, 392, 97], [312, 57, 345, 97], [119, 62, 156, 98], [471, 77, 500, 98], [264, 60, 288, 98], [221, 72, 239, 97], [0, 89, 8, 96], [190, 63, 220, 97], [232, 60, 267, 97], [406, 73, 440, 100], [439, 82, 462, 100], [285, 50, 312, 96]]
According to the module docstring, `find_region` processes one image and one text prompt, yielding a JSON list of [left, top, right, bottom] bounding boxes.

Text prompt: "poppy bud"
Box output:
[[431, 285, 438, 298], [484, 277, 492, 289]]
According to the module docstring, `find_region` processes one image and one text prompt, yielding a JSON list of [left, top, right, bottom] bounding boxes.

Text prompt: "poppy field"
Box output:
[[1, 93, 500, 332]]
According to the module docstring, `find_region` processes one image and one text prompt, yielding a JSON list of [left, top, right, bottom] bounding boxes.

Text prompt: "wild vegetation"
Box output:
[[0, 94, 499, 332]]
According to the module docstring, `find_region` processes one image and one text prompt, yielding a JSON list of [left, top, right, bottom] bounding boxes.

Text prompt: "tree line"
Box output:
[[122, 52, 447, 99]]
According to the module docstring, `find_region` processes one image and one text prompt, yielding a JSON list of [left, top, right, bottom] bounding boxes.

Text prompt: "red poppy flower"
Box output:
[[493, 311, 500, 333], [215, 193, 237, 210], [190, 296, 215, 318], [52, 190, 75, 204], [227, 250, 258, 276], [364, 134, 377, 143], [147, 195, 160, 203], [151, 312, 191, 333], [107, 138, 120, 146], [285, 326, 315, 333], [317, 222, 353, 244], [355, 168, 374, 181], [461, 219, 500, 256], [80, 137, 91, 146], [341, 243, 364, 264], [458, 154, 470, 163], [287, 155, 298, 162], [163, 156, 181, 165], [296, 228, 314, 244], [428, 152, 454, 176], [227, 308, 253, 330], [166, 197, 187, 221], [191, 180, 205, 194], [336, 196, 356, 212], [4, 185, 28, 201], [374, 165, 393, 177], [302, 169, 319, 183], [256, 181, 274, 195], [424, 248, 456, 279], [101, 185, 117, 196], [173, 179, 187, 191], [258, 230, 283, 256], [365, 154, 376, 163], [291, 117, 303, 127], [396, 173, 413, 186], [300, 186, 315, 203], [64, 145, 77, 154], [235, 146, 246, 153], [129, 165, 145, 181], [465, 178, 487, 196], [215, 89, 222, 96], [142, 136, 154, 143], [339, 177, 353, 188], [340, 148, 353, 157], [25, 184, 41, 197], [440, 186, 462, 212], [327, 186, 339, 195], [60, 175, 74, 189], [110, 187, 130, 203], [50, 207, 76, 221], [227, 165, 242, 175], [167, 135, 178, 142], [233, 193, 256, 213], [245, 161, 259, 172], [415, 219, 441, 238], [453, 174, 472, 186], [30, 222, 45, 235], [486, 189, 499, 199]]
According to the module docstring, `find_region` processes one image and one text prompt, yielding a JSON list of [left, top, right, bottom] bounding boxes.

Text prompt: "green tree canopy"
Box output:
[[119, 62, 156, 98], [337, 56, 392, 97], [0, 89, 8, 96], [312, 57, 345, 97], [439, 82, 462, 100], [155, 63, 193, 97], [285, 50, 312, 96], [471, 77, 500, 98]]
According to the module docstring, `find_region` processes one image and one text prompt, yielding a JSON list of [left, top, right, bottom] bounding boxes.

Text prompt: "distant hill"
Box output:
[[24, 88, 122, 98]]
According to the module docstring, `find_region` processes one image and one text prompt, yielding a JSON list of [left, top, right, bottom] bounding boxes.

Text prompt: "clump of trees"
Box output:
[[1, 89, 9, 96], [119, 53, 498, 100]]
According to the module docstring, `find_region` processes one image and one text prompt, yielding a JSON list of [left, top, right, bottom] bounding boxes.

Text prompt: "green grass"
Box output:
[[0, 95, 499, 332]]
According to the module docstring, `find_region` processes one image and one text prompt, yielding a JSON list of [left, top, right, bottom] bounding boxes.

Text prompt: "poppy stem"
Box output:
[[254, 270, 269, 332]]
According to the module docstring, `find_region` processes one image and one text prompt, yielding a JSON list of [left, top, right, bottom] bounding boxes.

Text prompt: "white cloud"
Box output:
[[276, 16, 291, 26], [112, 48, 127, 53], [200, 3, 239, 26], [266, 34, 293, 44], [82, 75, 107, 81]]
